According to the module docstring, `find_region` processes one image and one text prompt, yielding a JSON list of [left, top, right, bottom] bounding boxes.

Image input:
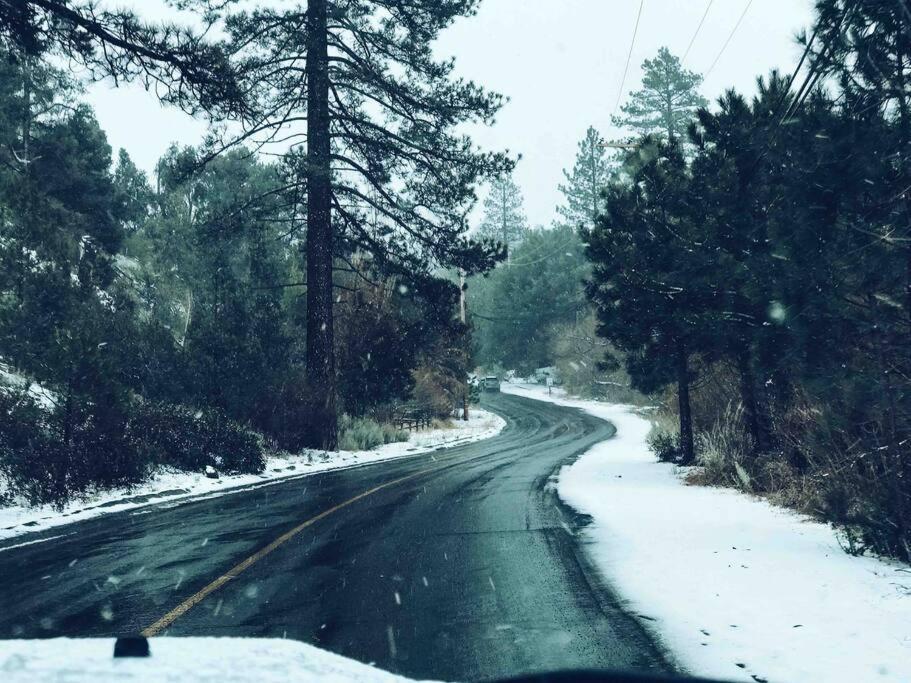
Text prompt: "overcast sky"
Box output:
[[87, 0, 815, 228]]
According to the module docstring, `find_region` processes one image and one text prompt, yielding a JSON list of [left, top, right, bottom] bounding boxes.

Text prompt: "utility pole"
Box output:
[[459, 271, 469, 421], [459, 272, 467, 324]]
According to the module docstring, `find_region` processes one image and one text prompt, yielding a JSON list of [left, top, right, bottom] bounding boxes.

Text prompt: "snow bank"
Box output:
[[0, 360, 57, 409], [502, 382, 911, 683], [0, 409, 505, 544], [0, 637, 426, 682]]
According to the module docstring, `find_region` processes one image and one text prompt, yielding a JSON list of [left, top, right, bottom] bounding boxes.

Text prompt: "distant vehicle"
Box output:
[[482, 376, 501, 392]]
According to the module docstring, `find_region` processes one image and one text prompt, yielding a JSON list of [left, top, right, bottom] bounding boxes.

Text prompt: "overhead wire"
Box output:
[[778, 7, 851, 126], [504, 231, 582, 268], [612, 0, 645, 116], [682, 0, 714, 64], [704, 0, 754, 77], [730, 6, 851, 246], [777, 26, 819, 111]]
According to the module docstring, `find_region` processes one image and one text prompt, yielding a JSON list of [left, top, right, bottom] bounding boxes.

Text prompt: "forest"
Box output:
[[0, 1, 498, 508], [1, 0, 910, 565], [472, 3, 911, 561]]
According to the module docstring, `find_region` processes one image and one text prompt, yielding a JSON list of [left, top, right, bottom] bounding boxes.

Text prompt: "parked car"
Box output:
[[482, 376, 501, 392]]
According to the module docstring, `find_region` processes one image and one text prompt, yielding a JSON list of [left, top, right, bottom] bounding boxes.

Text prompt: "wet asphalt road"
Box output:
[[0, 392, 671, 681]]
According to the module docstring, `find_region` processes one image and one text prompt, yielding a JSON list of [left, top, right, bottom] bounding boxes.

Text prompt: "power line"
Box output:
[[704, 0, 753, 77], [779, 27, 819, 103], [778, 8, 851, 126], [682, 0, 714, 64], [733, 8, 847, 247], [506, 231, 581, 268], [612, 0, 645, 116]]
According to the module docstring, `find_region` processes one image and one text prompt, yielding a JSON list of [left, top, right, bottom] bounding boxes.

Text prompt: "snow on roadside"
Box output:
[[0, 360, 57, 409], [0, 637, 430, 682], [503, 382, 911, 683], [0, 409, 505, 544]]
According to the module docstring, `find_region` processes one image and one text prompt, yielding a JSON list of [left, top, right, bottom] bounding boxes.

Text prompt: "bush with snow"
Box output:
[[337, 414, 408, 451]]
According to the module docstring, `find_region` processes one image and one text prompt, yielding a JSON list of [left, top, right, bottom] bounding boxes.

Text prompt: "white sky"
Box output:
[[86, 0, 815, 228]]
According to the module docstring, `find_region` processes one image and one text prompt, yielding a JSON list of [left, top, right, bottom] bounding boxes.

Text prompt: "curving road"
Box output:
[[0, 392, 671, 681]]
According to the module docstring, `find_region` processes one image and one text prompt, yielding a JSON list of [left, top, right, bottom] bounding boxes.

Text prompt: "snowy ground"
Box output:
[[503, 382, 911, 683], [0, 637, 428, 682], [0, 361, 57, 409], [0, 409, 505, 545]]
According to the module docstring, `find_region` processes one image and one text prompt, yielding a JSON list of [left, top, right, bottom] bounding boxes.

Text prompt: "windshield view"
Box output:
[[1, 1, 910, 682]]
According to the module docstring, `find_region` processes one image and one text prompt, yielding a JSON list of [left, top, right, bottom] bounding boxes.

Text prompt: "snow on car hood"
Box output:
[[0, 637, 431, 682]]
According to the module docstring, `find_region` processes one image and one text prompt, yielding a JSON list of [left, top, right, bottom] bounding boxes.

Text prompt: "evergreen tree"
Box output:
[[689, 82, 786, 453], [810, 0, 911, 322], [1, 1, 244, 117], [112, 149, 152, 237], [469, 224, 588, 373], [0, 57, 144, 484], [586, 138, 711, 463], [612, 47, 707, 141], [216, 0, 511, 448], [477, 174, 528, 253], [558, 126, 611, 230], [128, 147, 302, 441]]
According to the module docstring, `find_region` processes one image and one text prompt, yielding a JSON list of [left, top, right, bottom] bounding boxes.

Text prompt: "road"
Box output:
[[0, 392, 671, 681]]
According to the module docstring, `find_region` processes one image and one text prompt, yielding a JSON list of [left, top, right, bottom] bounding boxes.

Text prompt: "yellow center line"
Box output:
[[140, 465, 441, 637]]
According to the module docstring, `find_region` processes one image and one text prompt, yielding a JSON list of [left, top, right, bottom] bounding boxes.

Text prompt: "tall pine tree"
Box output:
[[612, 47, 707, 141], [212, 1, 511, 448], [558, 126, 611, 230], [586, 138, 711, 463], [477, 174, 528, 253]]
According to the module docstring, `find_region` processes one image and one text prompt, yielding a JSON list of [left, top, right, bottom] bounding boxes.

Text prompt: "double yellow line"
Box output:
[[141, 465, 439, 636]]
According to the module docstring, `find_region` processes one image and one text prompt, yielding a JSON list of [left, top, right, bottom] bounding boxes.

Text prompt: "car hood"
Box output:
[[0, 637, 429, 683]]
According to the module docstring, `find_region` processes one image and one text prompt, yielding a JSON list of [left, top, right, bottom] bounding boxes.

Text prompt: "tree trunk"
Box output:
[[735, 344, 769, 454], [304, 0, 337, 449], [676, 340, 694, 464]]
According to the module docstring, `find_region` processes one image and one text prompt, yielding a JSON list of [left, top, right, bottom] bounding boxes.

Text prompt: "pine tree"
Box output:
[[469, 224, 588, 372], [689, 85, 780, 454], [113, 150, 152, 237], [129, 147, 301, 433], [0, 56, 143, 480], [810, 0, 911, 324], [586, 138, 710, 463], [477, 174, 528, 253], [612, 47, 707, 141], [558, 126, 611, 230], [214, 1, 511, 448], [1, 1, 244, 117]]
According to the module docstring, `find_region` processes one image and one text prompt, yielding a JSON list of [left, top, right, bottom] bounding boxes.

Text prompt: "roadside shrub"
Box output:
[[694, 402, 755, 487], [256, 375, 313, 452], [0, 390, 146, 508], [0, 391, 70, 506], [411, 363, 461, 419], [129, 400, 264, 475], [338, 414, 408, 451], [205, 412, 265, 474], [810, 444, 911, 561], [0, 392, 266, 509], [647, 430, 684, 464], [646, 409, 685, 463]]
